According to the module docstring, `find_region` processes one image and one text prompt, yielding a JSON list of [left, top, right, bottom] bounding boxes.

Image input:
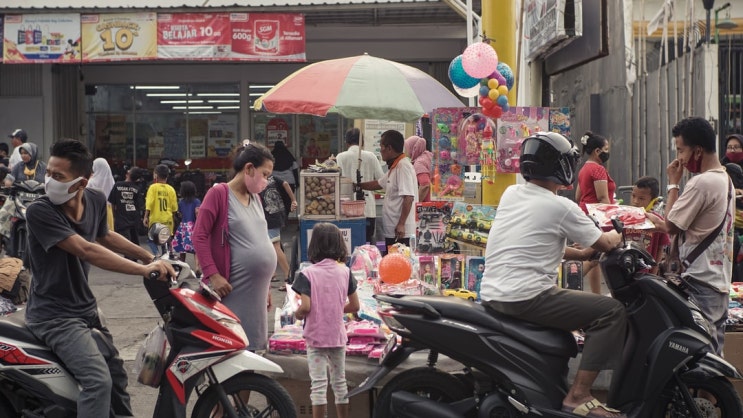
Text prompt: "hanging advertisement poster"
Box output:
[[229, 13, 305, 62], [266, 117, 290, 148], [81, 13, 157, 62], [496, 107, 549, 174], [157, 13, 231, 60], [206, 114, 238, 157], [363, 119, 407, 164], [3, 14, 81, 63]]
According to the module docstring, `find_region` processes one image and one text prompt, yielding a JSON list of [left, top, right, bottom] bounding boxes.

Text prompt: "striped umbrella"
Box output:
[[253, 54, 464, 122]]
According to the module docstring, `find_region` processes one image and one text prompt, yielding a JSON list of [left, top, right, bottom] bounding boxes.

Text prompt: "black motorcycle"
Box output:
[[349, 220, 743, 417], [0, 179, 45, 266]]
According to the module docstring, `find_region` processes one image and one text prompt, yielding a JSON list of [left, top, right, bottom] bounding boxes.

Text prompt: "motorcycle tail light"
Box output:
[[379, 310, 409, 334]]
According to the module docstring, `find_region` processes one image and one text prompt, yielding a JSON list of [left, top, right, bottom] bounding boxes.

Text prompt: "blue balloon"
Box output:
[[438, 136, 451, 149], [479, 85, 490, 97], [497, 62, 515, 91], [497, 95, 509, 107], [501, 103, 510, 112], [448, 55, 480, 89]]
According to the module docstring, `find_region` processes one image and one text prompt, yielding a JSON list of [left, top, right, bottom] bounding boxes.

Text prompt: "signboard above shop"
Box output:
[[524, 0, 583, 61], [2, 12, 306, 63]]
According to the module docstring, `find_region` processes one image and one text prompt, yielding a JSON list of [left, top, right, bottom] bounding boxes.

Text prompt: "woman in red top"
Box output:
[[575, 131, 615, 294]]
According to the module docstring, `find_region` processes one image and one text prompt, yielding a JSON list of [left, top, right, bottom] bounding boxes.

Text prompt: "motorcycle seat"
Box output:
[[407, 296, 578, 358], [0, 309, 44, 346]]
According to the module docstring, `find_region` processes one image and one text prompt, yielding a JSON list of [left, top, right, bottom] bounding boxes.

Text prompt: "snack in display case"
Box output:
[[299, 171, 341, 219]]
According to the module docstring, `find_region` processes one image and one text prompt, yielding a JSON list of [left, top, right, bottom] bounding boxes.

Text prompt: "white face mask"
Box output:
[[44, 176, 83, 205]]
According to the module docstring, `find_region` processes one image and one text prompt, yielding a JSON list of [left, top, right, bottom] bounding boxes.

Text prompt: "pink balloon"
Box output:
[[461, 42, 499, 79]]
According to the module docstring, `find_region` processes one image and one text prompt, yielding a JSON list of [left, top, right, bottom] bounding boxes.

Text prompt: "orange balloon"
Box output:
[[378, 253, 412, 284]]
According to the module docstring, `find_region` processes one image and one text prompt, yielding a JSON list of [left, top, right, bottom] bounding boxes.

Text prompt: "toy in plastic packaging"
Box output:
[[349, 245, 382, 280], [439, 254, 465, 290], [133, 324, 168, 387], [496, 107, 549, 173], [586, 203, 654, 229], [465, 256, 485, 300]]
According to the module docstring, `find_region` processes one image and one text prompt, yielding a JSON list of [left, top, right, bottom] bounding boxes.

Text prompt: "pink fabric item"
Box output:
[[302, 259, 351, 348], [405, 135, 433, 177]]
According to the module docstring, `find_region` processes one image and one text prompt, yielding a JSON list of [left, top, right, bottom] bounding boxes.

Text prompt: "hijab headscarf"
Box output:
[[271, 140, 297, 171], [19, 143, 42, 180], [404, 135, 433, 176], [88, 158, 115, 198], [724, 134, 743, 165]]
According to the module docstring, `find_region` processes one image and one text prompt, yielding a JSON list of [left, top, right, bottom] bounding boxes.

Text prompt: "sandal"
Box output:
[[562, 399, 625, 417], [278, 285, 287, 291]]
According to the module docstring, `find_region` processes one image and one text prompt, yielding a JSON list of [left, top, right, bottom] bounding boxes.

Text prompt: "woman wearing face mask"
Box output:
[[576, 131, 614, 294], [5, 142, 46, 187], [192, 140, 277, 352]]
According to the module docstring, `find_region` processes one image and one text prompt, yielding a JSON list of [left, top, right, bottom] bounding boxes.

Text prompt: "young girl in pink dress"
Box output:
[[293, 223, 360, 418]]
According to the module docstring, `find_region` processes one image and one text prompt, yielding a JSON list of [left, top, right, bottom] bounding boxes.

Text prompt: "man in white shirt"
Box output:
[[336, 128, 385, 243], [357, 130, 418, 253], [480, 132, 625, 417], [7, 128, 27, 170]]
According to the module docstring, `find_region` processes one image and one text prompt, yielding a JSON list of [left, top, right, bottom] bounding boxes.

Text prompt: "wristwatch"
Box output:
[[666, 184, 680, 193]]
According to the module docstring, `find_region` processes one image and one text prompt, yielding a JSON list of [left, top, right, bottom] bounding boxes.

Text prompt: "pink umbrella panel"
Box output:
[[254, 54, 464, 122]]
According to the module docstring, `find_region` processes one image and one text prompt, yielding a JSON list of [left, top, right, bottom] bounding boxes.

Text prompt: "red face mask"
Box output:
[[685, 152, 702, 173], [727, 151, 743, 164]]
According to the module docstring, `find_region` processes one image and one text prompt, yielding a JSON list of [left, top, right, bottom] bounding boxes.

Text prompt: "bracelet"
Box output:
[[666, 184, 679, 193]]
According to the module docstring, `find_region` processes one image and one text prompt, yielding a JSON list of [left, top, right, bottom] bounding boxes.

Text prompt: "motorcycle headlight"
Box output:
[[691, 310, 713, 337]]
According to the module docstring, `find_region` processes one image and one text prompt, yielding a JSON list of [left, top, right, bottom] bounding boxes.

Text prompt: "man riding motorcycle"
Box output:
[[25, 139, 175, 418], [480, 132, 625, 418]]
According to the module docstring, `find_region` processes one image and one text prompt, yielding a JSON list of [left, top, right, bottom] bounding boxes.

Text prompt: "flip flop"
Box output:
[[562, 399, 625, 417], [278, 285, 287, 291]]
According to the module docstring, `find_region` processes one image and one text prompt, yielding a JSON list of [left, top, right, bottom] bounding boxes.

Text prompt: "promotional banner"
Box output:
[[3, 14, 81, 63], [82, 13, 157, 62], [158, 13, 231, 59], [229, 13, 305, 62]]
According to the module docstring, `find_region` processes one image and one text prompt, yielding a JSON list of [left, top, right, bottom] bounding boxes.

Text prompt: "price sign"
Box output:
[[81, 13, 157, 62], [158, 13, 231, 60]]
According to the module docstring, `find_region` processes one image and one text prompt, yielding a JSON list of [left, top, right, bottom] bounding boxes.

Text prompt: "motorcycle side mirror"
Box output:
[[611, 217, 626, 247]]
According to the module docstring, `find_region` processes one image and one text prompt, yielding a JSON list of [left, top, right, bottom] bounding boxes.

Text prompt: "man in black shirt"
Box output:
[[25, 139, 174, 418], [109, 166, 146, 253]]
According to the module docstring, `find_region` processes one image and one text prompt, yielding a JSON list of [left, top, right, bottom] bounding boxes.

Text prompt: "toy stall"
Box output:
[[270, 41, 575, 360]]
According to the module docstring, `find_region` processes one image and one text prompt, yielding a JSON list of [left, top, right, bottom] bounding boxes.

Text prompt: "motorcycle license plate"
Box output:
[[379, 336, 397, 364], [18, 192, 38, 201]]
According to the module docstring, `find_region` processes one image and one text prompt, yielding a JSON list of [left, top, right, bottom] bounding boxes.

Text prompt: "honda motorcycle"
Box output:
[[1, 179, 45, 266], [349, 220, 743, 417], [0, 224, 297, 417]]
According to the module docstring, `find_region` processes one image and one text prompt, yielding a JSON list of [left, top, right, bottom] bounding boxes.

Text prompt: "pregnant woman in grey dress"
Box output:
[[193, 141, 277, 351]]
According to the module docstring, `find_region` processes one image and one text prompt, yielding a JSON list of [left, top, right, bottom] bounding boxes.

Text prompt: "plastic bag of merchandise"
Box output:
[[133, 324, 168, 387]]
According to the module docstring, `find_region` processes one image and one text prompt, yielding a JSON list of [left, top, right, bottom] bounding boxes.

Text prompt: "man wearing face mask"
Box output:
[[647, 117, 735, 355], [25, 139, 175, 418]]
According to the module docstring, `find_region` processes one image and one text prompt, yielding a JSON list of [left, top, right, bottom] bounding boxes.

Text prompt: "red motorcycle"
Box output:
[[0, 224, 297, 417]]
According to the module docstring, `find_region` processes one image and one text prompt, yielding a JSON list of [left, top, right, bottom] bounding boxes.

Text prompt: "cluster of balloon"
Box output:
[[378, 253, 412, 284], [447, 41, 515, 120]]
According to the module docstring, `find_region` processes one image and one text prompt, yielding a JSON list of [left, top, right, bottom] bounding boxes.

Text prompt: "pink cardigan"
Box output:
[[193, 183, 231, 282]]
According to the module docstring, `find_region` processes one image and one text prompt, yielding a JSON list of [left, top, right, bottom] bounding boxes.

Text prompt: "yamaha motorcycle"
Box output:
[[0, 224, 297, 417], [349, 220, 743, 417]]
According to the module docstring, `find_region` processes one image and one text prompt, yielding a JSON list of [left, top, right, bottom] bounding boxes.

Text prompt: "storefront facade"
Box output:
[[0, 1, 471, 178]]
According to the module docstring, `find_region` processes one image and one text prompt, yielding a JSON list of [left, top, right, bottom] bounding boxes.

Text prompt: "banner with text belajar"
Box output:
[[157, 13, 231, 60], [81, 13, 157, 62]]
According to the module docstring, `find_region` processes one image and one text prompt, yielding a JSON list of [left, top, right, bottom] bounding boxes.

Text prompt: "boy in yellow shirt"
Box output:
[[144, 164, 178, 255]]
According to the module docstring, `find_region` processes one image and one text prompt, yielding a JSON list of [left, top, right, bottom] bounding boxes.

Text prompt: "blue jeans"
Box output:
[[27, 311, 133, 417]]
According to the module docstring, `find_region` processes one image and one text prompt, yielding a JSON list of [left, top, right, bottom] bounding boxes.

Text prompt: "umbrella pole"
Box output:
[[356, 131, 364, 201]]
